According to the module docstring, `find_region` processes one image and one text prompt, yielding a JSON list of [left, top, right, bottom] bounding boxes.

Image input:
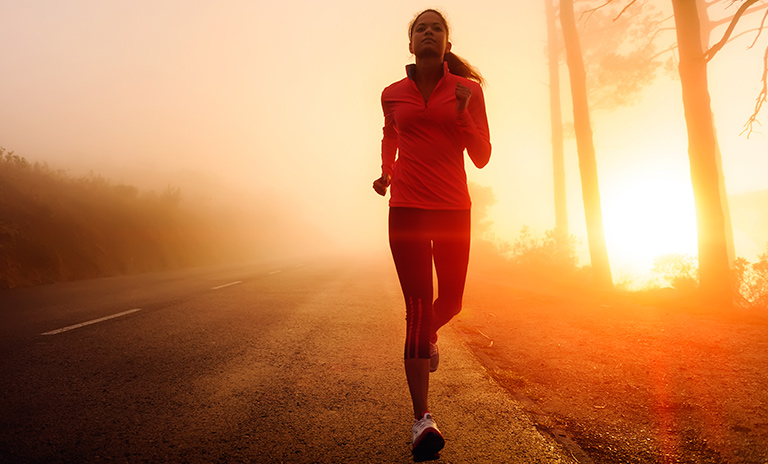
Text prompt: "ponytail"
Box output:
[[444, 51, 485, 86]]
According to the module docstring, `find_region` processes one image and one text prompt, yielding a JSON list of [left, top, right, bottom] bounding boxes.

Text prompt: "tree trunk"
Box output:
[[545, 0, 569, 253], [559, 0, 613, 288], [713, 128, 735, 265], [671, 0, 732, 307], [696, 0, 735, 266]]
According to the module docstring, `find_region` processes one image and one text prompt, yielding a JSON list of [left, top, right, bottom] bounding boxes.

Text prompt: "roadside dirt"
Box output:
[[454, 270, 768, 464]]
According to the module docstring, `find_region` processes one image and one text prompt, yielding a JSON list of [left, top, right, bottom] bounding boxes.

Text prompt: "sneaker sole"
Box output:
[[412, 429, 445, 457]]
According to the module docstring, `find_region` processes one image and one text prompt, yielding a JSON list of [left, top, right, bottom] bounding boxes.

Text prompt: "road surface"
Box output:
[[0, 256, 572, 463]]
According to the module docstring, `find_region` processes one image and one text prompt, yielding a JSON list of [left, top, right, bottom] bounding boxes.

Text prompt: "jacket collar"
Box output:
[[406, 61, 450, 81]]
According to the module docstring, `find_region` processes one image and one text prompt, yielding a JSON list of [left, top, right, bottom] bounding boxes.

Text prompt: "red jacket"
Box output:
[[381, 62, 491, 210]]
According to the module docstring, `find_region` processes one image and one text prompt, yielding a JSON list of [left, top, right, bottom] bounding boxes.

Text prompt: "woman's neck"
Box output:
[[413, 57, 444, 85]]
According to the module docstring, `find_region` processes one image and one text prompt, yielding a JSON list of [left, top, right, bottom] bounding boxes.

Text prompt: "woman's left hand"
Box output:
[[455, 82, 472, 112], [372, 173, 390, 196]]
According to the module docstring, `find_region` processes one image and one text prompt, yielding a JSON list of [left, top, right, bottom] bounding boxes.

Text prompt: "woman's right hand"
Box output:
[[372, 174, 390, 196]]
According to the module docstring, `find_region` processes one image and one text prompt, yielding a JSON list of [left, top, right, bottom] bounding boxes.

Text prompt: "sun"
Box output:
[[602, 171, 698, 283]]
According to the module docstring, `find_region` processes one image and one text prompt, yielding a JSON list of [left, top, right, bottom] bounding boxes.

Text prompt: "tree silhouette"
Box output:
[[559, 0, 614, 288], [545, 0, 569, 256], [547, 0, 665, 286], [698, 0, 768, 267], [671, 0, 768, 306], [556, 0, 767, 304]]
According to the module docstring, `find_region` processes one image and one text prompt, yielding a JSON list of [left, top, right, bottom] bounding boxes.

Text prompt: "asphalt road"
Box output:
[[0, 256, 572, 463]]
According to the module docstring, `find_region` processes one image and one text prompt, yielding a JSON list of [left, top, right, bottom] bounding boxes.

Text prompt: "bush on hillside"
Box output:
[[0, 147, 276, 288], [733, 247, 768, 310], [651, 253, 699, 291], [649, 248, 768, 310]]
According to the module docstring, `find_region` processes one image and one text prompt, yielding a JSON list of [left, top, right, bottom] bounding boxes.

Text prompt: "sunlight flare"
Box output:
[[603, 173, 698, 281]]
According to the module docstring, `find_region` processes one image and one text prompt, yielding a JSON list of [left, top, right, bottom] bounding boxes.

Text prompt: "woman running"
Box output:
[[372, 8, 491, 459]]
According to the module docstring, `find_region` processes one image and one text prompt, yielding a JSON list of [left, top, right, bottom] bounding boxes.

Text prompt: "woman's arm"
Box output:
[[374, 91, 397, 195], [456, 82, 491, 169]]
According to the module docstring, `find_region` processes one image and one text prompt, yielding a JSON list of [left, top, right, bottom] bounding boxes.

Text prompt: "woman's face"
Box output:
[[409, 11, 451, 59]]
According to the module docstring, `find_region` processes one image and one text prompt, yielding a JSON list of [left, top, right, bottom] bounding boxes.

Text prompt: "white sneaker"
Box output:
[[429, 342, 439, 372], [411, 412, 445, 457]]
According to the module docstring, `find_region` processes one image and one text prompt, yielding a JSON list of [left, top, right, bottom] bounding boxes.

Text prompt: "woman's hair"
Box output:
[[408, 9, 486, 86]]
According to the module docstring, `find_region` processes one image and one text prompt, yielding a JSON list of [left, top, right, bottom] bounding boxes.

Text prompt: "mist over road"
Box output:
[[0, 258, 569, 463]]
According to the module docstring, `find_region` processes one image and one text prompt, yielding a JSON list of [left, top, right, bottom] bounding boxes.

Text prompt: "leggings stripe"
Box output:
[[414, 297, 422, 358], [405, 296, 424, 359], [406, 297, 414, 358]]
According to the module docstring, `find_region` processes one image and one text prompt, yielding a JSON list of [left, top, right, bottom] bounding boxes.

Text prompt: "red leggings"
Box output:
[[389, 207, 471, 360]]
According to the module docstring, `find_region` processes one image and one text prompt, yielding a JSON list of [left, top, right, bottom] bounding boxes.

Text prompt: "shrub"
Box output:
[[510, 226, 578, 270], [733, 247, 768, 310], [651, 253, 699, 290]]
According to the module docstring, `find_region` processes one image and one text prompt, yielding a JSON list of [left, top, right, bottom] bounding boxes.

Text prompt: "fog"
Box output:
[[2, 0, 767, 283]]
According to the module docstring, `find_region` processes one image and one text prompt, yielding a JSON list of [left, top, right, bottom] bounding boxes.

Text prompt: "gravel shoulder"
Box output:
[[454, 269, 768, 463]]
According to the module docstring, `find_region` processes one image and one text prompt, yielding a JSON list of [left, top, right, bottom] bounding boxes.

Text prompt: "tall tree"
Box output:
[[696, 0, 744, 267], [559, 0, 614, 288], [545, 0, 569, 254], [695, 0, 768, 266], [670, 0, 733, 306], [671, 0, 768, 306], [545, 0, 663, 273]]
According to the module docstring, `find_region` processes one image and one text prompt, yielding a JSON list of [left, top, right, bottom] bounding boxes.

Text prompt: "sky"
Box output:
[[1, 0, 767, 284]]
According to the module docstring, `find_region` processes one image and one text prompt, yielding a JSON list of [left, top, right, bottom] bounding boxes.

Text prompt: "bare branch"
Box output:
[[581, 0, 613, 16], [580, 1, 613, 24], [705, 0, 763, 62], [650, 43, 679, 61], [748, 7, 768, 48], [613, 0, 638, 21], [741, 44, 768, 138], [578, 0, 638, 23], [708, 4, 768, 29], [659, 13, 675, 24], [725, 26, 768, 45], [649, 24, 677, 44], [578, 0, 644, 25], [640, 15, 677, 59]]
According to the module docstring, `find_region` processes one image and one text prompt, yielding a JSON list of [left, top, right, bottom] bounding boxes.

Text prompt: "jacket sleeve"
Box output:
[[380, 91, 398, 177], [456, 83, 491, 169]]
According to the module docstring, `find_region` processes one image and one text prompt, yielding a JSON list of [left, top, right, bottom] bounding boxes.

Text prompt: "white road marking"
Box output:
[[269, 270, 282, 275], [41, 309, 142, 336], [211, 280, 242, 290]]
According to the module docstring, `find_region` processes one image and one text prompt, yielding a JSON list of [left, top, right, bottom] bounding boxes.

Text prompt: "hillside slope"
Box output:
[[0, 150, 314, 289]]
